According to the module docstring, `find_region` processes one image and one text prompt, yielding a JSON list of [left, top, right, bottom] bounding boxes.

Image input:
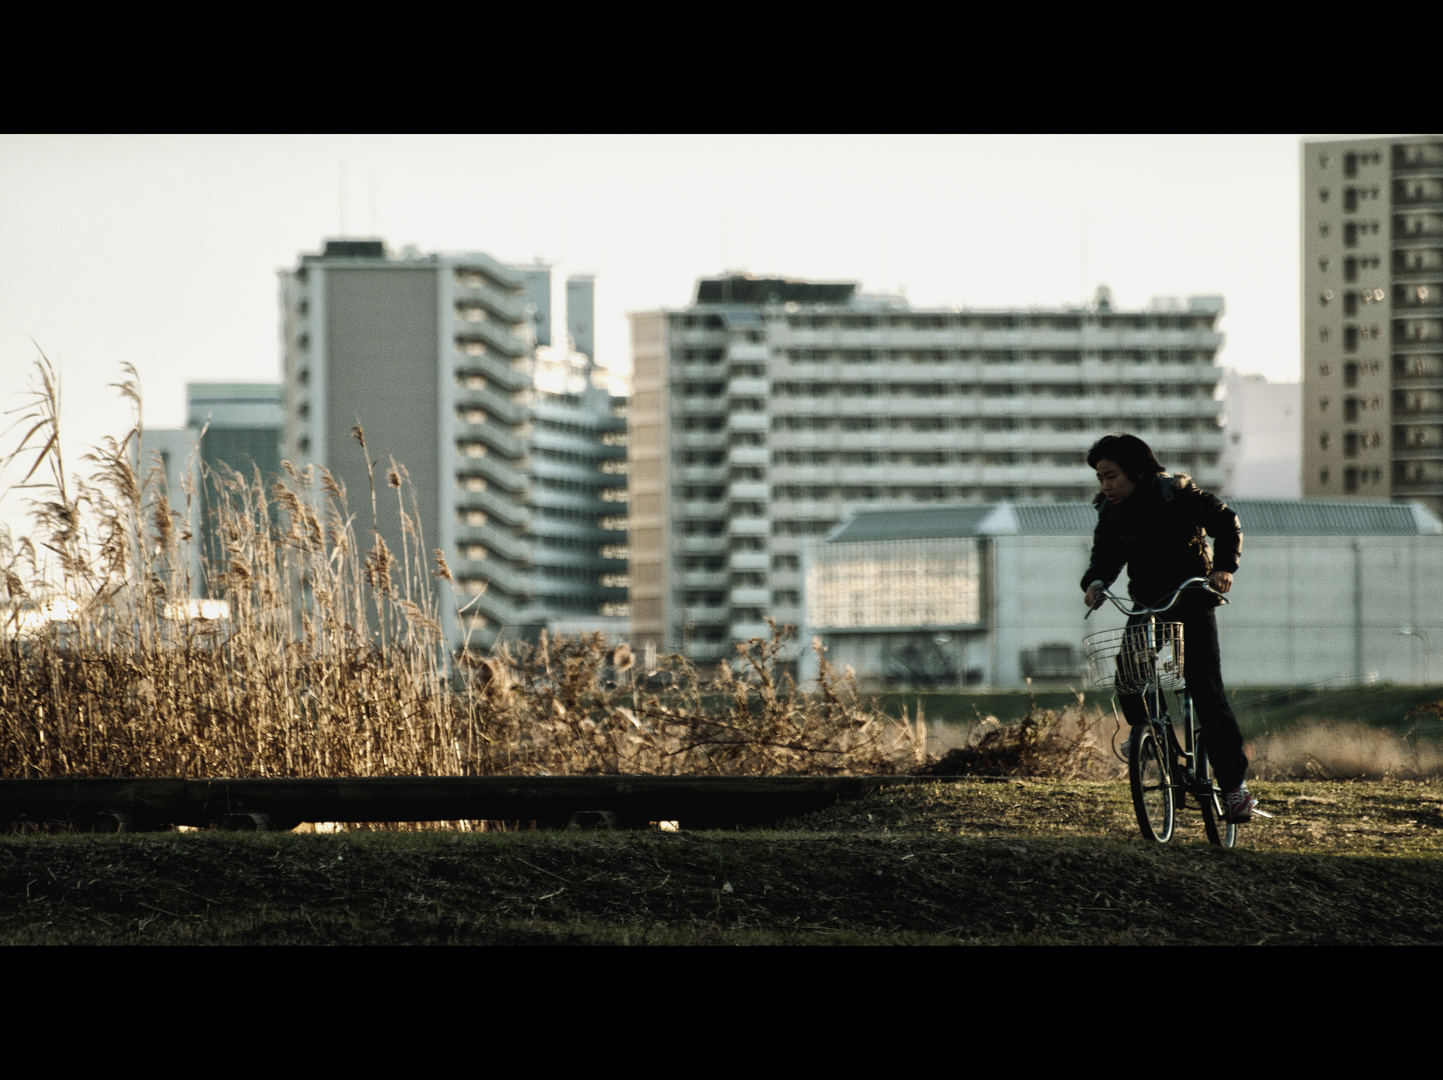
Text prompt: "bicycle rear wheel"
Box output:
[[1129, 723, 1174, 842], [1196, 736, 1238, 848]]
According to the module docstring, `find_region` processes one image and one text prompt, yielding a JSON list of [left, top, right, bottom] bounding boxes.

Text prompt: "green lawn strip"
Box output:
[[2, 778, 1441, 945]]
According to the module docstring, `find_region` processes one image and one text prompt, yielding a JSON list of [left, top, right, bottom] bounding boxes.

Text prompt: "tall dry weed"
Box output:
[[0, 361, 911, 779], [917, 693, 1117, 779], [1247, 721, 1443, 781]]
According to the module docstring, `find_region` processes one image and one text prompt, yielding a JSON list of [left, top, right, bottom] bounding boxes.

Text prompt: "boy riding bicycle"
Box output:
[[1080, 433, 1255, 823]]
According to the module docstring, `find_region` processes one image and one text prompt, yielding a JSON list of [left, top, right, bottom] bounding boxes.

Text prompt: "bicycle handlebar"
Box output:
[[1084, 576, 1228, 620]]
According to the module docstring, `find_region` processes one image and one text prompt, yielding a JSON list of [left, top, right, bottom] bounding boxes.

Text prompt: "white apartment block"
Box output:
[[1219, 370, 1301, 498], [1302, 136, 1443, 516], [629, 275, 1227, 668]]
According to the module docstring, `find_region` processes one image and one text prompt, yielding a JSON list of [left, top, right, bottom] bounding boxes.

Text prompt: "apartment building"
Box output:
[[1302, 137, 1443, 516], [1219, 370, 1300, 498], [629, 275, 1227, 666], [281, 239, 627, 646], [139, 382, 284, 592]]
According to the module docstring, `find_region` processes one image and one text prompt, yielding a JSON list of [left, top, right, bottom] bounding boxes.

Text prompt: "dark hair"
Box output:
[[1087, 433, 1166, 481]]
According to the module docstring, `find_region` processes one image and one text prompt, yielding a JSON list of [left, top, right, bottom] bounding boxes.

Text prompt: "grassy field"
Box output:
[[4, 777, 1440, 945], [5, 365, 1443, 943]]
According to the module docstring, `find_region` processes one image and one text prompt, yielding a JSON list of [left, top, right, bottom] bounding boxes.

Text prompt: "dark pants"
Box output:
[[1119, 604, 1248, 790]]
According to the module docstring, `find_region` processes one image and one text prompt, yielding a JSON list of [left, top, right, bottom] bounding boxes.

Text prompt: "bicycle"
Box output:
[[1082, 577, 1258, 847]]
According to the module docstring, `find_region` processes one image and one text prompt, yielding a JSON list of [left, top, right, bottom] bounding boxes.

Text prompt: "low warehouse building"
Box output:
[[801, 499, 1443, 688]]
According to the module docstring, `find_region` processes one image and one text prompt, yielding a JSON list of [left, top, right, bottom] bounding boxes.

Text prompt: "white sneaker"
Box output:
[[1224, 784, 1256, 824]]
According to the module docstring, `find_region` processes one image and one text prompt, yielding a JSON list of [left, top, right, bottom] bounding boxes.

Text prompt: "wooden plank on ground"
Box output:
[[0, 775, 960, 830]]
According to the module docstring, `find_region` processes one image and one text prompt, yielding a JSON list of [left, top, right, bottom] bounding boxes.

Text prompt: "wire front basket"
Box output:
[[1083, 622, 1186, 693]]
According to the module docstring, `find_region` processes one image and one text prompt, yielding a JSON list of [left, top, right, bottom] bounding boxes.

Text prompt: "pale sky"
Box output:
[[1, 134, 1307, 527]]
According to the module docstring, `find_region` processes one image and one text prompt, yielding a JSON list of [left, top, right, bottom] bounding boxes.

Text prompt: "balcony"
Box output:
[[726, 343, 769, 363], [727, 446, 769, 466], [728, 481, 768, 501], [730, 620, 775, 641], [729, 551, 769, 571], [454, 419, 526, 459], [453, 281, 526, 323], [729, 587, 770, 607], [729, 516, 769, 536], [1393, 478, 1443, 498], [1393, 216, 1443, 242], [453, 318, 527, 358], [727, 411, 769, 431], [684, 640, 731, 662], [728, 377, 769, 396], [677, 430, 726, 449], [455, 384, 530, 426], [456, 487, 529, 528], [675, 464, 727, 483], [453, 520, 530, 564], [454, 351, 531, 392], [683, 605, 729, 626], [452, 557, 532, 597], [680, 570, 728, 589]]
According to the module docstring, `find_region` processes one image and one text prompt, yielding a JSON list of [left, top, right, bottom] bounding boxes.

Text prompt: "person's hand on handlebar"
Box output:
[[1208, 571, 1233, 595], [1084, 580, 1106, 610]]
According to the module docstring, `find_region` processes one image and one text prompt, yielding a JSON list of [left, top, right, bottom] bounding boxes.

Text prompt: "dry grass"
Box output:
[[1247, 721, 1443, 781], [916, 695, 1121, 780], [0, 360, 914, 780]]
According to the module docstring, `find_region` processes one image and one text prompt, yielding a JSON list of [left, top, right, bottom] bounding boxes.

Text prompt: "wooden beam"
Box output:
[[0, 775, 963, 830]]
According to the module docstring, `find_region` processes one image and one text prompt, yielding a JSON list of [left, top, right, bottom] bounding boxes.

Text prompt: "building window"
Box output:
[[1320, 468, 1329, 485]]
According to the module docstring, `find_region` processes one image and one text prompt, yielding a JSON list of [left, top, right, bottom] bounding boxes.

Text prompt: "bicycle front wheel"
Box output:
[[1129, 723, 1174, 842], [1196, 736, 1238, 848]]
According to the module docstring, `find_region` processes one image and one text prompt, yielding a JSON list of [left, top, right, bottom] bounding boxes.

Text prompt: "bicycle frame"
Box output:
[[1084, 577, 1235, 844]]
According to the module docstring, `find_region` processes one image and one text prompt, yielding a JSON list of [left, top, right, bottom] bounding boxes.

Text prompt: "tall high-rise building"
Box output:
[[629, 275, 1227, 667], [1302, 137, 1443, 516], [281, 239, 627, 646]]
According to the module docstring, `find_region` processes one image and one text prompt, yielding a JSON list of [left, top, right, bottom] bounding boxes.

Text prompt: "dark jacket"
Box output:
[[1081, 473, 1241, 607]]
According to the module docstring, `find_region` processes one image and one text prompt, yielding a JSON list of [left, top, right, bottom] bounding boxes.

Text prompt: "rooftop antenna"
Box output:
[[339, 162, 347, 237], [368, 167, 378, 236], [1080, 209, 1088, 306], [721, 207, 732, 276]]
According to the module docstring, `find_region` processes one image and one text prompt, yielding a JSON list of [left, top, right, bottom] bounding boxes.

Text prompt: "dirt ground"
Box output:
[[3, 778, 1440, 944]]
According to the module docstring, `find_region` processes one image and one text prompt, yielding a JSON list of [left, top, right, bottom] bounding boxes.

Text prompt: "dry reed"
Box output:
[[915, 693, 1114, 779], [0, 360, 913, 779]]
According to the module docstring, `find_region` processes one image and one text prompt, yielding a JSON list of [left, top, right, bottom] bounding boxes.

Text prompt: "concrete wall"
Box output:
[[1221, 535, 1443, 685]]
